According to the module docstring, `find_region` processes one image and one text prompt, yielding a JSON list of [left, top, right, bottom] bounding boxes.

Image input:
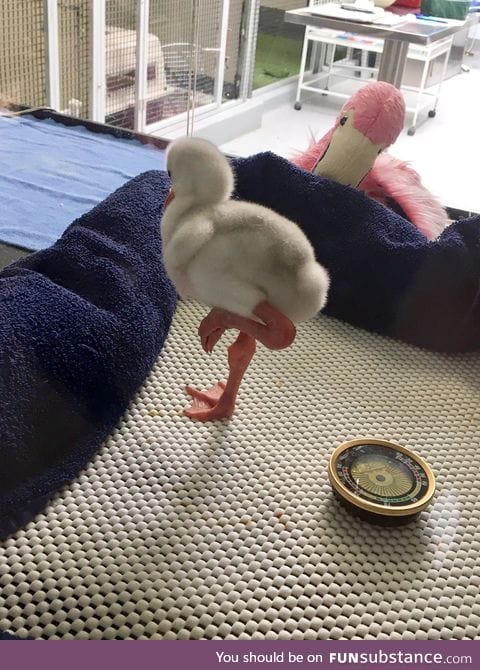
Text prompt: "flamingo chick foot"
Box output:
[[184, 382, 233, 421], [184, 332, 258, 422]]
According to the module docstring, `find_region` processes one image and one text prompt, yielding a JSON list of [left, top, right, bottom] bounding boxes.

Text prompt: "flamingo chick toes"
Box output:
[[161, 136, 330, 422], [185, 301, 296, 421]]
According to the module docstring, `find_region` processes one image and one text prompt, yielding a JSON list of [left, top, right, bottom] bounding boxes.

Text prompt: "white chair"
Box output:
[[294, 0, 365, 111]]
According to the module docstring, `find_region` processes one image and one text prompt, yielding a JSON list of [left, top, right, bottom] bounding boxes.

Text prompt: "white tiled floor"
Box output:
[[220, 59, 480, 214]]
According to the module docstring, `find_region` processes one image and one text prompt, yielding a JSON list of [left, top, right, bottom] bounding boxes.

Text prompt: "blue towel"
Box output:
[[0, 115, 166, 251], [0, 170, 176, 540], [231, 152, 480, 353]]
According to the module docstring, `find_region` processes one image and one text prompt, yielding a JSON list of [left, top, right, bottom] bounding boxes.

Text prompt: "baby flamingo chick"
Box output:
[[161, 137, 330, 421]]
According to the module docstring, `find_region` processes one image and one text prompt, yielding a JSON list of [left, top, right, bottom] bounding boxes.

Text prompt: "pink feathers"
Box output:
[[336, 81, 406, 147], [360, 154, 450, 240], [293, 130, 332, 173], [291, 81, 450, 240]]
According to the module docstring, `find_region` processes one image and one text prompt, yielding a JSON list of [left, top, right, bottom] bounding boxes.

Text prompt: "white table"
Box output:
[[285, 8, 477, 87]]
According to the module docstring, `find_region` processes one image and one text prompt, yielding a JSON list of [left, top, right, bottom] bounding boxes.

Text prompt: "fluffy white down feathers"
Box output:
[[161, 137, 329, 323]]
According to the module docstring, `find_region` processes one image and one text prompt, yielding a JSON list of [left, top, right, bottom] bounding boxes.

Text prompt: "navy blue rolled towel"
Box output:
[[231, 152, 480, 353], [0, 170, 177, 540]]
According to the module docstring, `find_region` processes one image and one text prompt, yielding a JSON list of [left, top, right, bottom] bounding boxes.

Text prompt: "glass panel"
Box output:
[[58, 0, 91, 118], [0, 0, 47, 108], [103, 0, 226, 130], [104, 0, 139, 128], [253, 0, 307, 90], [149, 0, 225, 127]]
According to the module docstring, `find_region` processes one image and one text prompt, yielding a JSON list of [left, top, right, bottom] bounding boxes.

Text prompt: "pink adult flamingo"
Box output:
[[292, 81, 450, 240]]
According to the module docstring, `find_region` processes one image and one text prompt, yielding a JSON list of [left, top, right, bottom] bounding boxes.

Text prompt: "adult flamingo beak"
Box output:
[[314, 110, 384, 188]]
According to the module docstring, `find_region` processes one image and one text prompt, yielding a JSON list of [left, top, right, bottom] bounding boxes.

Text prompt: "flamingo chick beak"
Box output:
[[314, 110, 385, 188], [164, 188, 175, 208]]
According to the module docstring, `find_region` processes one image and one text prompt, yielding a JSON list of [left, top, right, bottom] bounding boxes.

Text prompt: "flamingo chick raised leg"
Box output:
[[185, 301, 296, 421]]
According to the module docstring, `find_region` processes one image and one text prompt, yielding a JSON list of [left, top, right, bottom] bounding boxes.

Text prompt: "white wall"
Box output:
[[469, 23, 480, 41]]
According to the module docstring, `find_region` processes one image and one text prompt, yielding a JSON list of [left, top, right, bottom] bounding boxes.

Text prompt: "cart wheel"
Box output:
[[428, 110, 436, 118], [294, 102, 302, 111], [407, 127, 416, 136]]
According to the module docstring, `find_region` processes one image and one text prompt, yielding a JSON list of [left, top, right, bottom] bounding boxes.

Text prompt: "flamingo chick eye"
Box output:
[[339, 116, 347, 126]]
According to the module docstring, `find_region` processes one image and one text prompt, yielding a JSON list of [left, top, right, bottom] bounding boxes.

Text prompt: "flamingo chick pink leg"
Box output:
[[199, 300, 296, 353], [185, 332, 256, 421], [185, 301, 296, 421]]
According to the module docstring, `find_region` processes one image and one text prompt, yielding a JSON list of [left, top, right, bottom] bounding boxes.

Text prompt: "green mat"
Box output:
[[253, 33, 303, 89]]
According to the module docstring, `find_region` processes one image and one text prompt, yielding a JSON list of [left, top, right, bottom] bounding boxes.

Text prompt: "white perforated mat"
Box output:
[[1, 300, 480, 640]]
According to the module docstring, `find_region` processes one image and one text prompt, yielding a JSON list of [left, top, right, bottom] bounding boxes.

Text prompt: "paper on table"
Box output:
[[373, 12, 407, 26], [307, 3, 406, 25]]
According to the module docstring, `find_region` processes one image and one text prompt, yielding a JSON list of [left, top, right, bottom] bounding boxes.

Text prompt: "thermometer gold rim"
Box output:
[[328, 438, 436, 518]]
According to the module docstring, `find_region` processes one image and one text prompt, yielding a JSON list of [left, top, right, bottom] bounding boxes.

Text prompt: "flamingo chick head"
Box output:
[[314, 81, 406, 187], [166, 136, 235, 207]]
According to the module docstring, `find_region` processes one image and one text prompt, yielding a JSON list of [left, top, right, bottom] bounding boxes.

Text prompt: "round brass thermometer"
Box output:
[[328, 438, 436, 525]]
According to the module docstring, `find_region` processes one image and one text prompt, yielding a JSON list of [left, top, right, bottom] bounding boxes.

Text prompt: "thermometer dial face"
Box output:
[[329, 439, 435, 520]]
